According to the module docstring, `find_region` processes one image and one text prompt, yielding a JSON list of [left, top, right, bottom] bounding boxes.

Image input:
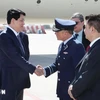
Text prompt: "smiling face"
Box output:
[[11, 14, 25, 32], [7, 8, 26, 33]]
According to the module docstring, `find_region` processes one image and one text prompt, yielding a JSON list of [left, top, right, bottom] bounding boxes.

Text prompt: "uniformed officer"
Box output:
[[38, 18, 85, 100]]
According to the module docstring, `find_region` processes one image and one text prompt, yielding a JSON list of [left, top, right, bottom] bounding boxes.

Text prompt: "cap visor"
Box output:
[[52, 25, 60, 32]]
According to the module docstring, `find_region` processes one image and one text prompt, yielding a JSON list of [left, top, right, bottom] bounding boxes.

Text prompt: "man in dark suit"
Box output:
[[68, 14, 100, 100], [0, 8, 42, 100], [20, 32, 30, 60], [71, 13, 90, 50], [37, 18, 85, 100]]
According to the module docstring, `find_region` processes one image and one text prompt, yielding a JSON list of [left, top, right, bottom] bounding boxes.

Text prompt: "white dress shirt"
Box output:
[[73, 29, 83, 43]]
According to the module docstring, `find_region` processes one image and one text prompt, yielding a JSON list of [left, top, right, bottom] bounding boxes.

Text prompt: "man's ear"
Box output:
[[90, 26, 98, 36], [90, 26, 94, 32], [92, 26, 97, 33], [11, 18, 15, 24], [82, 21, 84, 26]]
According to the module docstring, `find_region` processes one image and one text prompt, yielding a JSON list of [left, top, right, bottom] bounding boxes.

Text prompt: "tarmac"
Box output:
[[23, 32, 61, 100]]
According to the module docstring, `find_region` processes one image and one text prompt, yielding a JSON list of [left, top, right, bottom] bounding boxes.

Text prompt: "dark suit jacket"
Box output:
[[0, 28, 36, 91], [71, 39, 100, 100], [20, 32, 30, 60], [82, 30, 90, 50], [44, 37, 85, 99]]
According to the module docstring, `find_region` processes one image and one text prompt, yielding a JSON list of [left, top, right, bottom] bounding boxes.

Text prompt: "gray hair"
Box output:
[[71, 12, 84, 22]]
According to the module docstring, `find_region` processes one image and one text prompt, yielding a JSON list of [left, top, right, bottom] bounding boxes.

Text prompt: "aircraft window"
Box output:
[[94, 0, 98, 1], [85, 0, 98, 1]]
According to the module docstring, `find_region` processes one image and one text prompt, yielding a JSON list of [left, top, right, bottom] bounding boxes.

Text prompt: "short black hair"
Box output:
[[85, 14, 95, 20], [7, 8, 26, 24], [71, 13, 84, 22], [85, 14, 100, 33]]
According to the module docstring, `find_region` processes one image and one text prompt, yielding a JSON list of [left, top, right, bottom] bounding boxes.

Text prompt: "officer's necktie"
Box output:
[[61, 42, 64, 52], [17, 34, 25, 55]]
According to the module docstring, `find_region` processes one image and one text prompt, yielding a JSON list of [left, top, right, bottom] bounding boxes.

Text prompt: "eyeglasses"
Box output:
[[75, 21, 83, 25], [75, 21, 80, 25]]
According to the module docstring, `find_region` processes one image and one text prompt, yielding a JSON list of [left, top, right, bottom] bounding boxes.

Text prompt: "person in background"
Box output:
[[37, 18, 85, 100], [0, 8, 42, 100], [68, 14, 100, 100], [71, 12, 90, 50]]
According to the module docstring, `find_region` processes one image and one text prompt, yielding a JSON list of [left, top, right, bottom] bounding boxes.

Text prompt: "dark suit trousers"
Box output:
[[59, 97, 73, 100], [59, 98, 73, 100], [0, 90, 23, 100]]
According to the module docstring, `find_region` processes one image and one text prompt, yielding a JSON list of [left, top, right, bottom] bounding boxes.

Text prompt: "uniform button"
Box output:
[[58, 71, 60, 73], [58, 79, 60, 81], [63, 57, 65, 59], [68, 81, 70, 83], [58, 63, 60, 66], [79, 75, 82, 79], [59, 56, 60, 58]]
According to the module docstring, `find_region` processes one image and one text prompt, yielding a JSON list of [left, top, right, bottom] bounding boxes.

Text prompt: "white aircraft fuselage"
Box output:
[[0, 0, 100, 19]]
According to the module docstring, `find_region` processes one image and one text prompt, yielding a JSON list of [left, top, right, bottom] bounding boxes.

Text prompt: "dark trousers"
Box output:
[[0, 90, 23, 100], [59, 97, 73, 100], [59, 98, 73, 100]]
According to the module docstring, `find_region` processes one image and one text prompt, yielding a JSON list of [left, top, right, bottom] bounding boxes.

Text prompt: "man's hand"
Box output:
[[68, 85, 76, 100], [34, 65, 44, 76]]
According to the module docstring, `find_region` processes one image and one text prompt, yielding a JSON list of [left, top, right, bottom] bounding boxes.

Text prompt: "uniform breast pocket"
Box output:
[[63, 54, 72, 63]]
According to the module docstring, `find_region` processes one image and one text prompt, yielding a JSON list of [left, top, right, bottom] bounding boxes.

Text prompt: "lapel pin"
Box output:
[[64, 45, 68, 50]]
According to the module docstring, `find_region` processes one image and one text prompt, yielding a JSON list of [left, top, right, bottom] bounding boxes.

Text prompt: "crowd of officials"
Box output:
[[0, 8, 100, 100]]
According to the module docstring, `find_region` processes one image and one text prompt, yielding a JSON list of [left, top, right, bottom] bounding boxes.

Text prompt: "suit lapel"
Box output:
[[57, 38, 74, 57], [82, 31, 85, 42], [75, 39, 100, 70], [88, 39, 100, 54], [82, 31, 90, 49], [64, 38, 74, 50], [7, 28, 24, 56], [19, 32, 26, 55], [75, 52, 88, 69], [58, 37, 74, 53]]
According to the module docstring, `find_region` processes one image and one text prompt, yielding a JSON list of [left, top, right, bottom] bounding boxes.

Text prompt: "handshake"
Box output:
[[34, 65, 44, 76]]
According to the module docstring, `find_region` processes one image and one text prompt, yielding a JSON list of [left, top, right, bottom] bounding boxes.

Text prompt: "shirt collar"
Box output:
[[74, 29, 83, 36], [7, 25, 19, 36], [63, 35, 73, 45], [90, 37, 100, 47]]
